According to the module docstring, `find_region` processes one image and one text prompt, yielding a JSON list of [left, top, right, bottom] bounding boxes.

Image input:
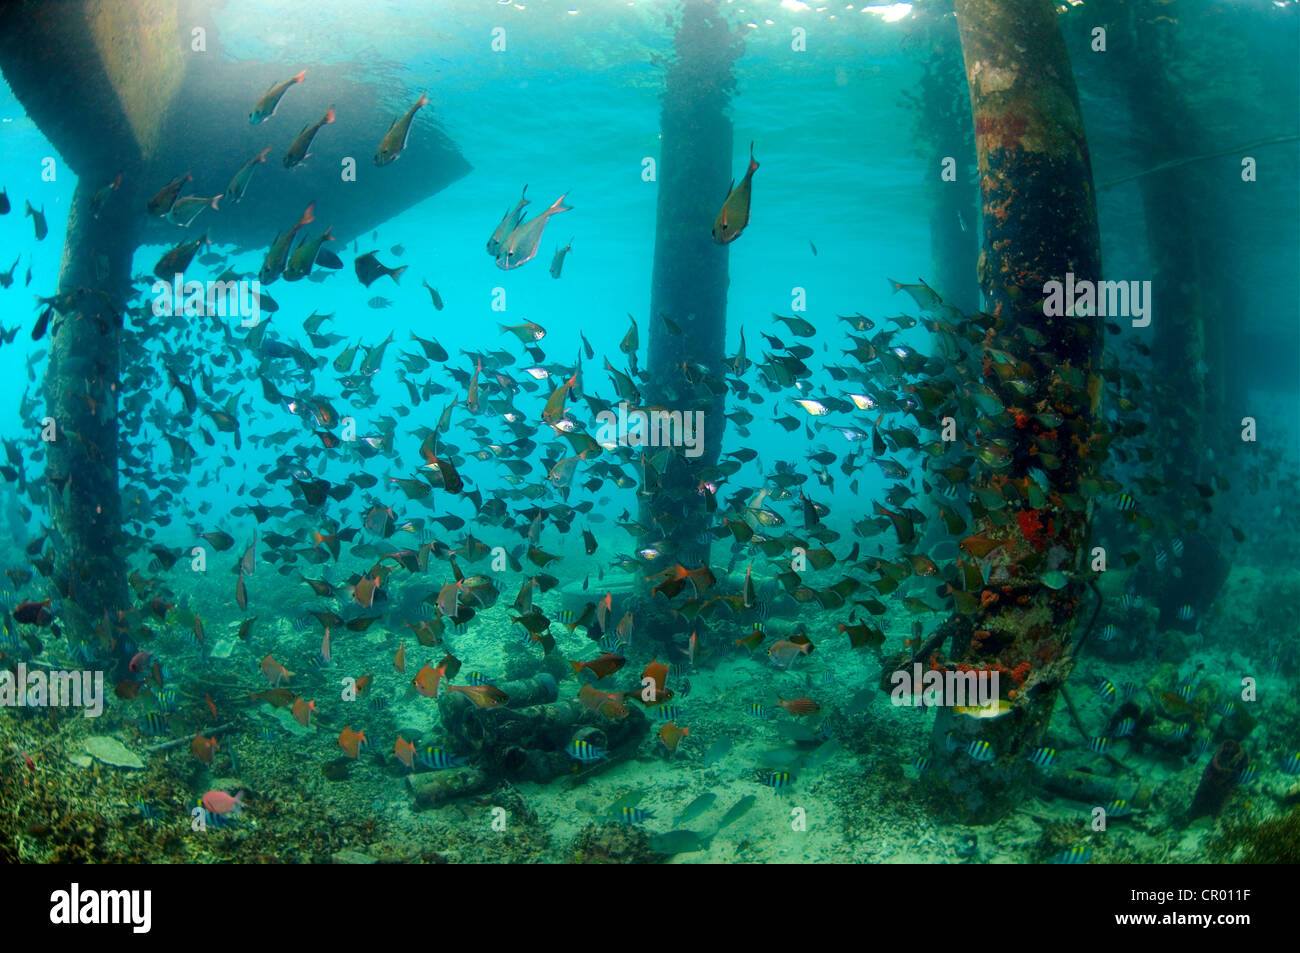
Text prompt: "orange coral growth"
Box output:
[[1016, 508, 1054, 551]]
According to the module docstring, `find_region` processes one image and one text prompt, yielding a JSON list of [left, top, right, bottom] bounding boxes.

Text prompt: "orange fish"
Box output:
[[251, 688, 295, 708], [354, 673, 373, 697], [353, 573, 380, 608], [569, 653, 626, 680], [596, 592, 612, 630], [260, 653, 292, 686], [338, 726, 367, 759], [394, 735, 415, 769], [736, 628, 764, 651], [204, 692, 219, 720], [291, 695, 316, 727], [190, 733, 219, 765], [394, 641, 406, 673], [446, 683, 508, 709], [768, 640, 813, 669], [641, 658, 669, 700], [412, 662, 446, 698], [658, 721, 690, 753], [778, 696, 820, 716], [578, 683, 629, 720], [435, 580, 463, 618]]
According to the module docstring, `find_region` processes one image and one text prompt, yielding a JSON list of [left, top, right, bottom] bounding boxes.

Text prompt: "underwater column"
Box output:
[[0, 0, 186, 664], [916, 5, 979, 316], [923, 0, 1104, 823], [43, 177, 141, 664], [636, 0, 742, 635]]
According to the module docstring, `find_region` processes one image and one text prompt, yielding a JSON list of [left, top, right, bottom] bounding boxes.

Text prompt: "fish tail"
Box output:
[[293, 69, 307, 83], [389, 264, 407, 284], [323, 106, 336, 124], [417, 91, 429, 108], [209, 195, 221, 211], [256, 146, 271, 162], [547, 193, 573, 215], [296, 202, 316, 229]]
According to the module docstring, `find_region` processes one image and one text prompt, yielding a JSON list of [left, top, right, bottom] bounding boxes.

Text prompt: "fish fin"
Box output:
[[294, 69, 307, 83], [323, 106, 336, 123]]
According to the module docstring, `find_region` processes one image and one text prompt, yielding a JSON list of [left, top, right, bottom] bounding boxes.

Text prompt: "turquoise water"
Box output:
[[0, 0, 1297, 864]]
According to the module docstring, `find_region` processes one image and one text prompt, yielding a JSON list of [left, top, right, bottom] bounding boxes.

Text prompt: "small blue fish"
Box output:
[[202, 809, 237, 830], [1113, 492, 1137, 512], [746, 703, 771, 720], [1188, 736, 1213, 761], [618, 807, 655, 824], [155, 688, 179, 713], [1052, 846, 1093, 864], [656, 705, 682, 722], [1099, 623, 1117, 643], [1177, 605, 1195, 623], [1120, 682, 1139, 702], [1237, 764, 1257, 785], [465, 671, 489, 686], [1170, 724, 1190, 742], [1171, 537, 1184, 558], [1027, 746, 1057, 769], [1096, 677, 1117, 701], [1114, 718, 1135, 739], [1154, 548, 1167, 570], [966, 740, 995, 762], [567, 739, 607, 762], [138, 712, 169, 735], [416, 747, 467, 771], [1106, 798, 1132, 818], [1218, 700, 1237, 718], [368, 695, 389, 712], [1282, 752, 1300, 776], [1120, 593, 1142, 611], [762, 771, 795, 790], [1177, 683, 1195, 701], [1089, 736, 1111, 755]]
